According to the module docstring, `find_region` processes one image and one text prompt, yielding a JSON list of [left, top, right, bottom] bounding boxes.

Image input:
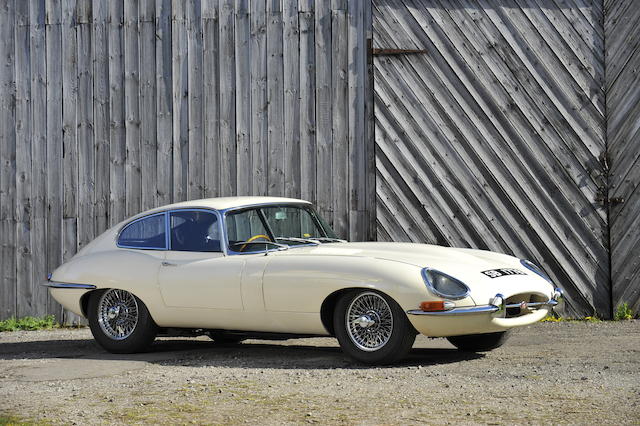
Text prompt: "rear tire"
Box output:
[[446, 331, 510, 352], [334, 290, 416, 365], [88, 289, 158, 354]]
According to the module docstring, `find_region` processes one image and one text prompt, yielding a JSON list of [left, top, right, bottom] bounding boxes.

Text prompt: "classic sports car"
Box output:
[[45, 197, 562, 364]]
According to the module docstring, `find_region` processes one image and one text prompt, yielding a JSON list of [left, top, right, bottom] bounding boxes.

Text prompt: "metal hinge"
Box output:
[[610, 197, 625, 205], [595, 196, 625, 206], [371, 48, 427, 56]]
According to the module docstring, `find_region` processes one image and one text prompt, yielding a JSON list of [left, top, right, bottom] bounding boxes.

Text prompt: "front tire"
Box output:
[[88, 289, 158, 354], [446, 331, 510, 352], [334, 290, 416, 365]]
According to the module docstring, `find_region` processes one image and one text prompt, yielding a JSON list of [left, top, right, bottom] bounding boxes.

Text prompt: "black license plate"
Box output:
[[481, 268, 527, 278]]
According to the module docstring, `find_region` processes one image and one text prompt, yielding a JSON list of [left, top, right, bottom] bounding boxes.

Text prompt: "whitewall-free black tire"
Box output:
[[88, 289, 158, 354], [334, 290, 416, 364]]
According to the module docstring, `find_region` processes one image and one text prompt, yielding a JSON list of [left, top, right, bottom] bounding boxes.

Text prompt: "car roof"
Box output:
[[142, 196, 311, 215]]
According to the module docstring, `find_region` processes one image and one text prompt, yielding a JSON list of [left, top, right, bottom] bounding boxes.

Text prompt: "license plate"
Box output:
[[481, 268, 527, 278]]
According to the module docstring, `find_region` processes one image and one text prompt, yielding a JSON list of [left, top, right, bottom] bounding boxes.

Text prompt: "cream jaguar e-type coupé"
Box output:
[[45, 197, 562, 364]]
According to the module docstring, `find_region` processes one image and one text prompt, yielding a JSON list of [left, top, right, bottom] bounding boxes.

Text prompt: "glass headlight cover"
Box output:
[[421, 268, 470, 300], [520, 259, 551, 283]]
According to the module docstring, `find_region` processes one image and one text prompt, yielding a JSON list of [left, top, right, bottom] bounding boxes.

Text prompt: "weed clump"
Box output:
[[0, 315, 58, 332], [614, 303, 634, 321]]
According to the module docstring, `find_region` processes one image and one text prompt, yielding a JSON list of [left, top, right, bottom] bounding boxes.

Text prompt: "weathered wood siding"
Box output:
[[606, 0, 640, 315], [0, 0, 374, 321], [373, 0, 610, 317], [1, 0, 638, 321]]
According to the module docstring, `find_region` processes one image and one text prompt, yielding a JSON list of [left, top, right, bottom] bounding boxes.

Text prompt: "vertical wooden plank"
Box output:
[[266, 0, 284, 195], [203, 0, 220, 197], [172, 0, 188, 202], [364, 0, 374, 241], [61, 0, 78, 266], [45, 0, 64, 318], [109, 0, 126, 225], [219, 0, 236, 196], [187, 0, 204, 199], [283, 0, 299, 198], [77, 0, 94, 250], [299, 0, 315, 202], [347, 0, 365, 240], [61, 0, 80, 325], [331, 3, 349, 238], [15, 0, 31, 317], [30, 0, 49, 316], [93, 0, 109, 233], [235, 0, 251, 196], [250, 0, 268, 196], [315, 0, 332, 217], [124, 0, 141, 215], [140, 0, 157, 210], [156, 0, 172, 206]]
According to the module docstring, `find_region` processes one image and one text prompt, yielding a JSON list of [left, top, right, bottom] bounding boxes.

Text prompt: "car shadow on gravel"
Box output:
[[0, 338, 484, 369]]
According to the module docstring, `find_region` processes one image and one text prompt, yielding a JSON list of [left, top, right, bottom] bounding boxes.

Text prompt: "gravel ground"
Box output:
[[0, 321, 639, 425]]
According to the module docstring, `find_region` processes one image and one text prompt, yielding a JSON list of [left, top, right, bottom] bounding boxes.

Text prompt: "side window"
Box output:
[[118, 214, 167, 249], [226, 209, 271, 252], [170, 210, 221, 252]]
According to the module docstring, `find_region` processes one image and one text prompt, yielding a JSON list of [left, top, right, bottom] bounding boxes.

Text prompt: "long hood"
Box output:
[[277, 242, 555, 304], [282, 242, 520, 270]]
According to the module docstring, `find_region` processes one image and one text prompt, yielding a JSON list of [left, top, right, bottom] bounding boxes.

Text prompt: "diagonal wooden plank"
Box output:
[[374, 0, 609, 316], [607, 0, 640, 315]]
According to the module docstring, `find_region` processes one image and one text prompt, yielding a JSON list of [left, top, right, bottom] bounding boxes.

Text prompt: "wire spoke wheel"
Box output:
[[346, 292, 394, 352], [97, 289, 139, 340]]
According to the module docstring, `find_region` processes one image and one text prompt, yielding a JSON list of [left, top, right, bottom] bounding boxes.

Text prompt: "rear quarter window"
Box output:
[[118, 213, 167, 249]]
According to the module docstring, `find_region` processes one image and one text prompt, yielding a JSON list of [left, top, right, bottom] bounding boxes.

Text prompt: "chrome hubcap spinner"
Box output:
[[97, 289, 139, 341], [346, 292, 393, 352]]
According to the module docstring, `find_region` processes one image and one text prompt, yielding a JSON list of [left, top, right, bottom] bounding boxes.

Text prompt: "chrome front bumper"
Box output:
[[407, 288, 563, 316]]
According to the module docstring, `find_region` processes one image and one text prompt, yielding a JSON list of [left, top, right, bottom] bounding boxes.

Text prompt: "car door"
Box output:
[[157, 209, 245, 310], [116, 212, 168, 303]]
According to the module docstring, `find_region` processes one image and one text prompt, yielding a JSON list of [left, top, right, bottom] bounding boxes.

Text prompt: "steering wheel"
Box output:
[[239, 234, 272, 252]]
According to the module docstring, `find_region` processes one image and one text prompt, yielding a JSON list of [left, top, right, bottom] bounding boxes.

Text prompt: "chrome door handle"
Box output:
[[161, 261, 177, 267]]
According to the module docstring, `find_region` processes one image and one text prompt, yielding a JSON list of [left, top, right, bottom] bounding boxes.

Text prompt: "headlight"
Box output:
[[421, 268, 470, 300], [520, 259, 552, 283]]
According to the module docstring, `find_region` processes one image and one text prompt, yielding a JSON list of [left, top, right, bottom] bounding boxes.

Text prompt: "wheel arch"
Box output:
[[80, 289, 99, 317], [80, 288, 159, 326]]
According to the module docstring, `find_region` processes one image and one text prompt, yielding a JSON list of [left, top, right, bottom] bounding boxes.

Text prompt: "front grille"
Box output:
[[504, 293, 548, 318]]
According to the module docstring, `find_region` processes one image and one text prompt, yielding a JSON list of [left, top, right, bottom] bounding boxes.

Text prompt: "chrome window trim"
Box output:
[[116, 212, 169, 250], [165, 210, 170, 250], [116, 208, 226, 254], [117, 202, 336, 256], [166, 208, 225, 254], [221, 203, 327, 256]]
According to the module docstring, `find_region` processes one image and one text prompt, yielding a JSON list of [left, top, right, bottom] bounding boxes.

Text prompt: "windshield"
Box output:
[[225, 204, 340, 253]]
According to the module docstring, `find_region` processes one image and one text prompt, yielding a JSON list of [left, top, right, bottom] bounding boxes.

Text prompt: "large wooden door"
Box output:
[[606, 0, 640, 316], [373, 0, 609, 317]]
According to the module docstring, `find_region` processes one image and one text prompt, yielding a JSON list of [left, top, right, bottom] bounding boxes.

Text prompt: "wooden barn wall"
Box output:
[[0, 0, 374, 321], [606, 0, 640, 316], [373, 0, 610, 317]]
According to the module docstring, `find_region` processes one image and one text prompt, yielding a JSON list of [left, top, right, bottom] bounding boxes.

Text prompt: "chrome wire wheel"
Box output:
[[97, 289, 139, 341], [346, 292, 394, 352]]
